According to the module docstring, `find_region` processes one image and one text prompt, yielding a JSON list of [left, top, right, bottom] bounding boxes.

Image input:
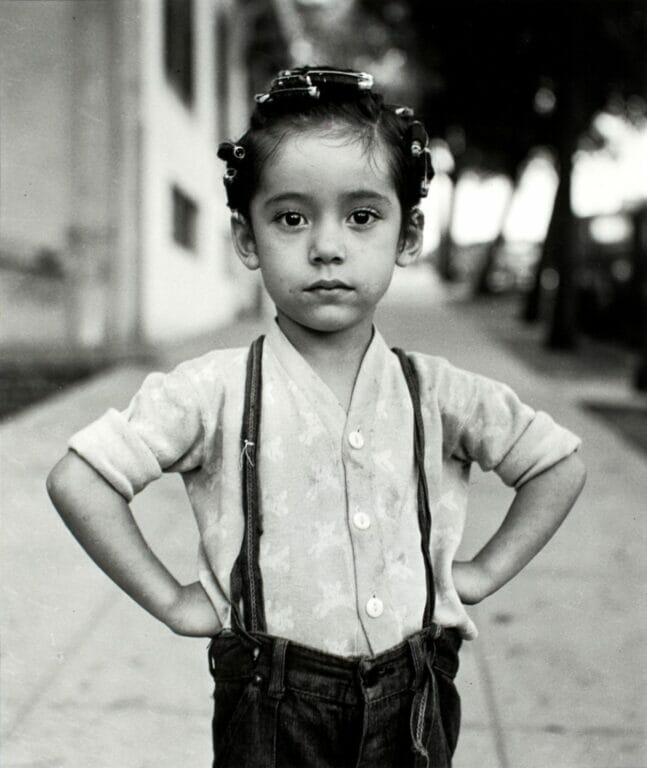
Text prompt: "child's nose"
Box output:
[[308, 223, 346, 264]]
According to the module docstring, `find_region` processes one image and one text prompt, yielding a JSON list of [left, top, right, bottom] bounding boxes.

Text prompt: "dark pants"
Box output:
[[208, 626, 461, 768]]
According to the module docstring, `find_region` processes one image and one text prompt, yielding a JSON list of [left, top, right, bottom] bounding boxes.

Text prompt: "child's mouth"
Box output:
[[305, 280, 353, 293]]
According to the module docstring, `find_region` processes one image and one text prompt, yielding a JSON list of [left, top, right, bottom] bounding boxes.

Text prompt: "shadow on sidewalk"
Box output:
[[459, 292, 647, 456]]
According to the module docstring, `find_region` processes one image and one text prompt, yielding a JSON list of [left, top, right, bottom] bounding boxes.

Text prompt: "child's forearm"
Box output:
[[454, 451, 586, 604], [47, 451, 183, 626]]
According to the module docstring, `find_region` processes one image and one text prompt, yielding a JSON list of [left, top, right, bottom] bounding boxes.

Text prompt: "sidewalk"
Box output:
[[2, 266, 645, 768]]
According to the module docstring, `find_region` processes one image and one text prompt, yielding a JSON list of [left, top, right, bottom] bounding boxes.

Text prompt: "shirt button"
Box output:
[[353, 511, 371, 530], [366, 596, 384, 618], [348, 430, 364, 449]]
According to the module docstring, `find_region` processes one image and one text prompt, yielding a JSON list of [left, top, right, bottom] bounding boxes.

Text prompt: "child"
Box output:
[[47, 67, 586, 768]]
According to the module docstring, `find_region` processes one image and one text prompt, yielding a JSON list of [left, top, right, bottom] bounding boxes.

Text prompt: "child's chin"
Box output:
[[305, 314, 365, 335], [281, 306, 370, 335]]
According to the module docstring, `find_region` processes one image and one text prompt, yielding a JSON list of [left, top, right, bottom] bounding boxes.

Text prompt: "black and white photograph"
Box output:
[[1, 1, 645, 766]]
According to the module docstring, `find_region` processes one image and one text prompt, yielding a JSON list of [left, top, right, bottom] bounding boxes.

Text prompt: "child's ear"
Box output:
[[231, 213, 260, 271], [396, 207, 424, 267]]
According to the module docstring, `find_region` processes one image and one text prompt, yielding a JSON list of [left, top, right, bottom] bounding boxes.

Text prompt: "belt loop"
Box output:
[[268, 638, 288, 700], [407, 634, 426, 691]]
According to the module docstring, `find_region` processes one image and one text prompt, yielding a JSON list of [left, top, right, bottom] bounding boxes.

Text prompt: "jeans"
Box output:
[[208, 626, 461, 768]]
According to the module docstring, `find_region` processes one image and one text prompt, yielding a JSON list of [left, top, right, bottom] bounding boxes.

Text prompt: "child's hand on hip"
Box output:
[[166, 582, 221, 637]]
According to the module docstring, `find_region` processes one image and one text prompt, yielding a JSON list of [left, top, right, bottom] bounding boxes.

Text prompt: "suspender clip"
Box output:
[[240, 439, 255, 468]]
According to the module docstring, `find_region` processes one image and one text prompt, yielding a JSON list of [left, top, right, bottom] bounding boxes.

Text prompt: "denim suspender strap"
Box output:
[[231, 340, 434, 635], [229, 335, 268, 634], [392, 349, 436, 629]]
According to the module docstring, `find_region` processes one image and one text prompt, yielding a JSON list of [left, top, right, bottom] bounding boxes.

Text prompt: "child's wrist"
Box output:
[[452, 559, 492, 605], [163, 581, 220, 636]]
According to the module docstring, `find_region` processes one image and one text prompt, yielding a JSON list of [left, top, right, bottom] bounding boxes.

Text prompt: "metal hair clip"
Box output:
[[409, 122, 427, 155], [302, 69, 374, 90], [218, 142, 247, 165], [255, 86, 320, 106], [393, 106, 414, 117], [411, 142, 424, 157], [405, 121, 435, 197], [273, 71, 314, 89], [419, 150, 434, 196], [254, 67, 375, 112]]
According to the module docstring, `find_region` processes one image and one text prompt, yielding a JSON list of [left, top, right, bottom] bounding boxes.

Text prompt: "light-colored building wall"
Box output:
[[138, 0, 249, 343], [0, 1, 75, 255], [0, 0, 113, 348], [1, 0, 260, 355]]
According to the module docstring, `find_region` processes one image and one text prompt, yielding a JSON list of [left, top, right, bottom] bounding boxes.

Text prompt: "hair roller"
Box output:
[[253, 67, 375, 116], [217, 141, 235, 163], [218, 141, 248, 209], [406, 121, 435, 198], [218, 66, 437, 212], [409, 122, 427, 157]]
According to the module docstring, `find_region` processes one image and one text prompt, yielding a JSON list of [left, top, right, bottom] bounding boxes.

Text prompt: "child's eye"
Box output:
[[348, 209, 379, 227], [275, 211, 307, 228]]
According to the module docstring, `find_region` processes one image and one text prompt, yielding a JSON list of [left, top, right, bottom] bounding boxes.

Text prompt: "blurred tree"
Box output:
[[406, 0, 646, 349], [247, 0, 646, 369], [634, 205, 647, 390]]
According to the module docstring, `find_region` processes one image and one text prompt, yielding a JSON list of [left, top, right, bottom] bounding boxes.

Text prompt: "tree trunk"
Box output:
[[474, 233, 503, 296], [546, 46, 581, 350], [522, 170, 561, 323], [634, 15, 647, 389], [633, 205, 647, 390], [474, 175, 516, 297], [546, 138, 578, 349], [436, 170, 458, 282]]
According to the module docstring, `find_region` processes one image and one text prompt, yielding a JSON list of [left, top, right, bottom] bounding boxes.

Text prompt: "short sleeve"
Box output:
[[438, 364, 581, 488], [68, 367, 206, 501]]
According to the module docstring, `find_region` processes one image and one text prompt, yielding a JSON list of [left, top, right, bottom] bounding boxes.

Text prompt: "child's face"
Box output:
[[233, 127, 423, 339]]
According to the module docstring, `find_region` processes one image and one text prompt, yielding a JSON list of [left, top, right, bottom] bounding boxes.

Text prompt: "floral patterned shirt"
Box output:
[[69, 322, 580, 656]]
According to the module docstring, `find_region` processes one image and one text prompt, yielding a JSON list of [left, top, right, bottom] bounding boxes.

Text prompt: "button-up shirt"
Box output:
[[69, 323, 580, 656]]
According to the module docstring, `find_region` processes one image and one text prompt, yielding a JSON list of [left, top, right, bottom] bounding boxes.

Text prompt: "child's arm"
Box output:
[[47, 451, 220, 637], [452, 451, 586, 605]]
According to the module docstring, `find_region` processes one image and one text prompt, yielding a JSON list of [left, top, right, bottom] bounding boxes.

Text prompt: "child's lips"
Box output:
[[305, 280, 354, 293]]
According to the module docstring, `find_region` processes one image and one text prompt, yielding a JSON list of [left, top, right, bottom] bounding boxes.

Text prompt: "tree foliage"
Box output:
[[403, 0, 646, 347], [408, 1, 645, 172]]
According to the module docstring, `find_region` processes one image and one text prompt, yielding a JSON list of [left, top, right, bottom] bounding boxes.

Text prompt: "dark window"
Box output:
[[172, 185, 198, 251], [164, 0, 194, 106], [215, 9, 230, 141]]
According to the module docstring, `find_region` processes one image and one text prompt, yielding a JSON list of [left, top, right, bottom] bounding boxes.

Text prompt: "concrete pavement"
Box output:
[[2, 266, 645, 768]]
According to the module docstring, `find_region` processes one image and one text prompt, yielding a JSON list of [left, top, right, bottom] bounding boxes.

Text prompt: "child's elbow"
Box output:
[[566, 450, 587, 498], [46, 452, 83, 508], [46, 455, 69, 505]]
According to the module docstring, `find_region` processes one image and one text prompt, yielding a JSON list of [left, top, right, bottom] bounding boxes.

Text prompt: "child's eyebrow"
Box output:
[[342, 190, 393, 206], [263, 190, 393, 208], [263, 192, 310, 208]]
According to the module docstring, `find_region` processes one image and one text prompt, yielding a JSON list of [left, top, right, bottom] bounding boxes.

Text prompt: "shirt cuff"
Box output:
[[68, 408, 163, 501], [495, 410, 581, 489]]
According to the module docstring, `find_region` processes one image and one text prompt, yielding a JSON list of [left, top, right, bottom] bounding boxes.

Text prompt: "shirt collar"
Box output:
[[264, 320, 393, 427]]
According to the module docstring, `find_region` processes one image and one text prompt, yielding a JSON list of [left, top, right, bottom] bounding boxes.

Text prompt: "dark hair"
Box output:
[[218, 68, 433, 219]]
